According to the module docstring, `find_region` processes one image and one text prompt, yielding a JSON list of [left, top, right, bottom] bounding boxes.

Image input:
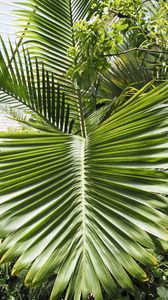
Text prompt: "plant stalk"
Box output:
[[76, 86, 86, 138], [104, 47, 168, 57]]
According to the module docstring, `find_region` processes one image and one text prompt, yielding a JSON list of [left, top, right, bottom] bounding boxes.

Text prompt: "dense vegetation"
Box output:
[[0, 0, 168, 299], [0, 252, 168, 299]]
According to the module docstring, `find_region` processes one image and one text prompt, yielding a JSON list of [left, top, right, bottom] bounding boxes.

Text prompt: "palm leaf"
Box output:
[[97, 50, 153, 104], [0, 38, 75, 134], [10, 0, 96, 123], [0, 0, 94, 135], [0, 83, 168, 299], [12, 0, 93, 89]]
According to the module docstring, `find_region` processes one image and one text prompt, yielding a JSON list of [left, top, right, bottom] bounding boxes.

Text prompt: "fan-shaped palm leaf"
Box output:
[[0, 83, 168, 300], [97, 45, 167, 104]]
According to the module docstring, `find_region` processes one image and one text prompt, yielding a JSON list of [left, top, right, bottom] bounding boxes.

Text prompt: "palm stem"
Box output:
[[76, 86, 86, 138], [68, 0, 86, 137]]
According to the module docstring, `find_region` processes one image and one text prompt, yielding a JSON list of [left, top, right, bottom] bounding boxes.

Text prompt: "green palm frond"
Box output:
[[96, 48, 168, 108], [0, 38, 75, 134], [121, 33, 168, 83], [0, 0, 94, 134], [0, 83, 168, 300], [13, 0, 93, 81], [142, 51, 168, 82], [97, 51, 153, 103]]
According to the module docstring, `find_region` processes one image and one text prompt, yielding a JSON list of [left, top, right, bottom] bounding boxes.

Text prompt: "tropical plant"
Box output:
[[0, 0, 168, 299], [1, 252, 167, 300]]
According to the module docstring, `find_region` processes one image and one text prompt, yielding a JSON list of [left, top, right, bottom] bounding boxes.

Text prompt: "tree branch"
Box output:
[[109, 9, 131, 19], [103, 48, 168, 57]]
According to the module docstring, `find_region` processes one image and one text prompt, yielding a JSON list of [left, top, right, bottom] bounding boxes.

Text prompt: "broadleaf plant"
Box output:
[[0, 0, 168, 299]]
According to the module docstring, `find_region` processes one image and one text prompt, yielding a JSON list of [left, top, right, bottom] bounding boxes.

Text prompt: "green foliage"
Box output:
[[0, 82, 168, 300], [68, 0, 168, 90], [0, 253, 168, 299], [0, 263, 54, 300], [68, 16, 127, 88], [157, 287, 168, 300], [91, 0, 142, 18], [142, 0, 168, 50], [0, 0, 168, 299], [0, 40, 75, 134]]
